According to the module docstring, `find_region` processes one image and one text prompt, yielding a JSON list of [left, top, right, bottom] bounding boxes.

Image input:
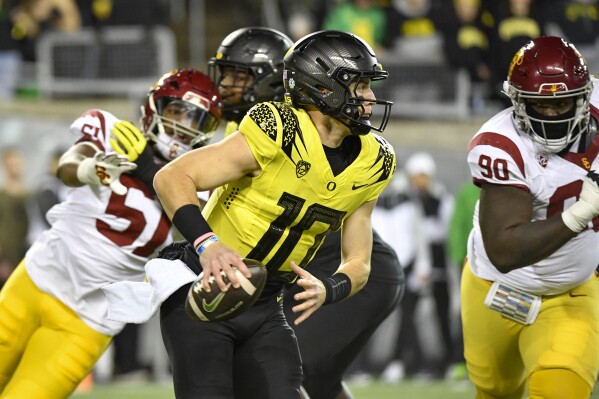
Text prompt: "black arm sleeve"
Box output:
[[131, 146, 160, 195]]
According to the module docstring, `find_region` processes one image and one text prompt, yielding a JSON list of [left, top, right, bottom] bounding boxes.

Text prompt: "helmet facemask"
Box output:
[[144, 97, 219, 161], [330, 68, 392, 135], [504, 36, 594, 153], [505, 81, 593, 153], [141, 69, 222, 162]]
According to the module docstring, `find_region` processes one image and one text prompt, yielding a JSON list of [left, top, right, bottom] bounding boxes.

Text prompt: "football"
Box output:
[[185, 258, 267, 322]]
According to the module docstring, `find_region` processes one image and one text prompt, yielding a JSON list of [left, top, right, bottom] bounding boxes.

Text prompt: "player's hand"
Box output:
[[289, 261, 326, 325], [76, 151, 137, 195], [198, 242, 252, 293], [110, 120, 147, 162], [562, 170, 599, 232]]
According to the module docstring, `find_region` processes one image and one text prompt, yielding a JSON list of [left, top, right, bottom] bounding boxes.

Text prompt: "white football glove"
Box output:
[[562, 170, 599, 233], [76, 151, 137, 195]]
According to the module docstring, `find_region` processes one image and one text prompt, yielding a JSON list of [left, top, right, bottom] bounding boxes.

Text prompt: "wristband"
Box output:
[[196, 235, 220, 255], [172, 204, 213, 245], [322, 273, 352, 305], [193, 232, 216, 250]]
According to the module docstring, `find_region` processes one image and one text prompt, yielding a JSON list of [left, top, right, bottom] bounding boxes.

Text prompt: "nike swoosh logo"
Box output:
[[352, 183, 369, 190], [569, 291, 587, 298], [202, 285, 230, 313]]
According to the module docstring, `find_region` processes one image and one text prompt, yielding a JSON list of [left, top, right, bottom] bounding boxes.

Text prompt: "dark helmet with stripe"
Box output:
[[283, 30, 392, 135]]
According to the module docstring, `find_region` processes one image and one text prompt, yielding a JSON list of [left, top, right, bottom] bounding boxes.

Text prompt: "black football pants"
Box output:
[[161, 284, 303, 399]]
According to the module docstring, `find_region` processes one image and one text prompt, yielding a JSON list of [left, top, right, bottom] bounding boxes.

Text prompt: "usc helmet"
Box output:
[[208, 27, 294, 122], [141, 69, 222, 161], [283, 30, 392, 135], [503, 36, 593, 153]]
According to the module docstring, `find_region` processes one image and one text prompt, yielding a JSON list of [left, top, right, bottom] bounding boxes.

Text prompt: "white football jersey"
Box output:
[[25, 109, 173, 335], [467, 84, 599, 295]]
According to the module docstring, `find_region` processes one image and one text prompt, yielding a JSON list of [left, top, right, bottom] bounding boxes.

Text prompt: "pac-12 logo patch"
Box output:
[[296, 160, 311, 178]]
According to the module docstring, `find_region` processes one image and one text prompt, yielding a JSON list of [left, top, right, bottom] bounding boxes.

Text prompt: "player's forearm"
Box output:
[[335, 259, 370, 296], [154, 162, 202, 219], [56, 142, 96, 187], [482, 217, 576, 273]]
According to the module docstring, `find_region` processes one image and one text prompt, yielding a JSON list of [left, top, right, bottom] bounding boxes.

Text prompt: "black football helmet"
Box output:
[[208, 27, 294, 123], [283, 30, 392, 135]]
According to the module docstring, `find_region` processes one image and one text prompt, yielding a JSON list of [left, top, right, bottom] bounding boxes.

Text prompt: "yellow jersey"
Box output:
[[203, 101, 395, 284]]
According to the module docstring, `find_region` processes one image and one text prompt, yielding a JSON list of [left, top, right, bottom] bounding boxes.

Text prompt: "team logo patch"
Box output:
[[536, 153, 548, 168], [288, 78, 296, 89], [296, 160, 311, 178]]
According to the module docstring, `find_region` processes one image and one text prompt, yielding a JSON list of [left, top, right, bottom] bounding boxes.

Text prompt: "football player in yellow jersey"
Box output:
[[206, 27, 405, 399], [152, 30, 396, 398]]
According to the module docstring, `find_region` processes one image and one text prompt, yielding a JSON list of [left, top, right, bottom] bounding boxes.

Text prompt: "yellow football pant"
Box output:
[[0, 261, 112, 399], [461, 261, 599, 399]]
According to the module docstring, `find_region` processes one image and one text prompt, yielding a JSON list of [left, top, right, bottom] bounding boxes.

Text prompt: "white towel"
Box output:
[[103, 258, 197, 323]]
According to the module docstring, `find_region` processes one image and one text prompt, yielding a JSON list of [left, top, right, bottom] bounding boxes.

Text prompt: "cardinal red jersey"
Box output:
[[25, 109, 172, 335]]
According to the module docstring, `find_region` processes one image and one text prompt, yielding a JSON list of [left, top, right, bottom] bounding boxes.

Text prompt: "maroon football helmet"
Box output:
[[141, 69, 223, 161], [503, 36, 593, 153]]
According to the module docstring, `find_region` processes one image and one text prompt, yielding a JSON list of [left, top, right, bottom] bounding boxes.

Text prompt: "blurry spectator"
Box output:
[[0, 0, 23, 99], [404, 152, 455, 378], [26, 147, 68, 246], [322, 0, 390, 54], [447, 181, 480, 270], [283, 0, 332, 41], [543, 0, 599, 74], [9, 0, 80, 61], [543, 0, 599, 46], [376, 173, 432, 382], [77, 0, 169, 27], [111, 323, 150, 382], [445, 180, 480, 380], [384, 0, 445, 64], [439, 0, 491, 113], [484, 0, 544, 106], [0, 147, 30, 289]]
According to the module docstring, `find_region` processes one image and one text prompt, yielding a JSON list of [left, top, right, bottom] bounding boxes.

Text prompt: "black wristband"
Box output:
[[171, 204, 212, 246], [322, 273, 352, 305], [131, 145, 160, 195]]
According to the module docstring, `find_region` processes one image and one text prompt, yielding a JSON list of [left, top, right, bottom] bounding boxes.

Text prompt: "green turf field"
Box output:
[[71, 380, 474, 399], [72, 381, 599, 399], [68, 379, 599, 398]]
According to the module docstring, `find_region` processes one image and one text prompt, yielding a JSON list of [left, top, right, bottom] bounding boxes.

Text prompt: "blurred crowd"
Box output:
[[1, 0, 599, 111], [284, 0, 599, 112]]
